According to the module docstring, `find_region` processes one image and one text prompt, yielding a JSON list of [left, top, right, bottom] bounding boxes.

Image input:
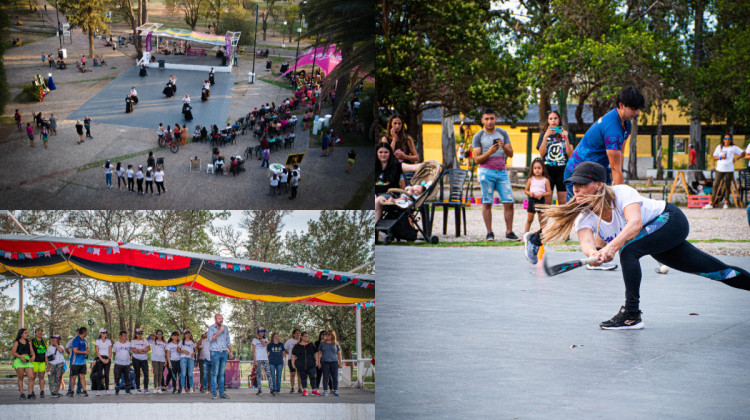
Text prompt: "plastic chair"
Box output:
[[206, 164, 214, 174], [739, 169, 750, 204], [430, 169, 469, 237]]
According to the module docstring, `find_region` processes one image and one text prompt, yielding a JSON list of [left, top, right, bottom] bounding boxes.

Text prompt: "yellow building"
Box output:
[[421, 101, 749, 175]]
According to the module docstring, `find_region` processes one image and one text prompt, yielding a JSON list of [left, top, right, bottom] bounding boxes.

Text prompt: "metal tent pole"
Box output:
[[251, 4, 258, 83], [1, 211, 31, 328], [355, 305, 362, 388]]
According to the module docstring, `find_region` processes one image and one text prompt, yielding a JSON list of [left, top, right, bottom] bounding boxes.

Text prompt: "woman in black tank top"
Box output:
[[11, 328, 36, 399]]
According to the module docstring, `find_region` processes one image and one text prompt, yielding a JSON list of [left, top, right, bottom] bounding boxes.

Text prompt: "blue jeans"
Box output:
[[269, 364, 283, 391], [261, 157, 269, 168], [105, 172, 112, 186], [180, 357, 194, 389], [477, 168, 513, 204], [201, 359, 212, 391], [210, 351, 227, 396]]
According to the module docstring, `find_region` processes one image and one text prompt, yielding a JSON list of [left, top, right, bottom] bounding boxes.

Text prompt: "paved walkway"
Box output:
[[375, 246, 750, 419]]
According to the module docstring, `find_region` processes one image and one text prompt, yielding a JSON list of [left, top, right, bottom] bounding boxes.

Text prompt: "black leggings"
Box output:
[[145, 180, 153, 193], [132, 358, 148, 390], [165, 361, 181, 389], [93, 358, 111, 390], [620, 203, 750, 312], [297, 366, 316, 389], [114, 364, 130, 391]]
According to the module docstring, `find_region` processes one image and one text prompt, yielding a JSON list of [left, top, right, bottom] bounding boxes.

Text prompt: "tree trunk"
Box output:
[[655, 97, 664, 180], [405, 108, 423, 162], [262, 19, 267, 41], [87, 26, 95, 60], [141, 0, 148, 25], [690, 0, 705, 170], [557, 89, 569, 129], [628, 115, 638, 180], [441, 106, 458, 170], [538, 89, 551, 130]]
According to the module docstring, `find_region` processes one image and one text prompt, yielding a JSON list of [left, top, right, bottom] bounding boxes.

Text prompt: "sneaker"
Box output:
[[115, 390, 119, 396], [256, 389, 262, 395], [28, 392, 36, 399], [212, 394, 217, 400], [125, 390, 131, 395], [505, 231, 520, 241], [20, 394, 26, 400], [81, 391, 89, 397], [312, 390, 322, 396], [220, 394, 230, 399], [178, 389, 183, 394], [523, 232, 540, 264], [298, 389, 303, 394], [96, 391, 100, 396], [333, 391, 340, 396], [323, 391, 328, 396], [173, 387, 177, 394], [290, 388, 295, 394], [67, 391, 74, 397], [486, 232, 495, 241], [703, 204, 714, 209], [271, 390, 276, 396], [51, 392, 61, 398], [723, 203, 729, 209], [200, 389, 206, 394], [144, 389, 150, 394], [586, 262, 618, 271], [600, 306, 644, 330], [137, 389, 142, 394], [40, 391, 45, 399]]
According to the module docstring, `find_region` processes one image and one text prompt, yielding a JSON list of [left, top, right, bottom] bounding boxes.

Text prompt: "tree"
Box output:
[[173, 0, 207, 30], [243, 0, 279, 41], [207, 0, 227, 29], [114, 0, 145, 58], [377, 0, 526, 160], [58, 0, 109, 59], [283, 3, 299, 43]]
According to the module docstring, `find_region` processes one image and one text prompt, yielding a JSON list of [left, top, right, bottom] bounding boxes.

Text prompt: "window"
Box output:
[[674, 137, 687, 154]]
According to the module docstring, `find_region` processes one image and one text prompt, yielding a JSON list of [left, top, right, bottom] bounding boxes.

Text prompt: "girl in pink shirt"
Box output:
[[524, 158, 552, 234]]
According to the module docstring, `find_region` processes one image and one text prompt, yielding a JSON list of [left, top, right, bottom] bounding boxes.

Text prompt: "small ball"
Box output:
[[659, 265, 669, 274]]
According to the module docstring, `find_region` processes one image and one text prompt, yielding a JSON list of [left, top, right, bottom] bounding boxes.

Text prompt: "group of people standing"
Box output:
[[10, 314, 345, 400], [101, 152, 166, 194]]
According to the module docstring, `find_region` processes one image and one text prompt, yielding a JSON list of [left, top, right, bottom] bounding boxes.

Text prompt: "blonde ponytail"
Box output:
[[539, 185, 616, 243]]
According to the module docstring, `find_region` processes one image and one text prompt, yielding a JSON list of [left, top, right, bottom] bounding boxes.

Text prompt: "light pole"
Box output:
[[282, 21, 286, 48], [251, 3, 258, 83], [55, 0, 62, 49], [294, 3, 304, 76]]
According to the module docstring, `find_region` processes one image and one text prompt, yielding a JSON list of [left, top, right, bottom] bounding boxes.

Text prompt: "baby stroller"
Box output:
[[376, 160, 442, 245], [182, 103, 193, 121]]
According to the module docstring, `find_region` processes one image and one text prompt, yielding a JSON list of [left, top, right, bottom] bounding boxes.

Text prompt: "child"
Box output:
[[102, 160, 113, 188], [15, 109, 22, 131], [523, 157, 552, 234], [144, 167, 154, 194], [347, 149, 356, 173], [269, 174, 279, 195], [41, 125, 49, 149], [380, 184, 426, 208], [136, 165, 144, 195], [26, 123, 34, 147], [126, 165, 135, 192], [115, 162, 126, 189]]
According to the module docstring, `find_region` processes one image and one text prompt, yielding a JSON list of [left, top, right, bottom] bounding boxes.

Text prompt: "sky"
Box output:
[[1, 210, 322, 310]]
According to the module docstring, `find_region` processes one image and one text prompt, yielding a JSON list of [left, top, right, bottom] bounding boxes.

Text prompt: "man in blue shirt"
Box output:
[[564, 86, 645, 200], [67, 326, 89, 397], [207, 314, 233, 399]]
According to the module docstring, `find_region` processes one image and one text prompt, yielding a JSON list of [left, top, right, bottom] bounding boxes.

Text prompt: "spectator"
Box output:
[[66, 327, 89, 397], [112, 330, 132, 395], [130, 329, 151, 393], [705, 133, 745, 209], [537, 110, 573, 206], [251, 328, 273, 396], [383, 114, 418, 163], [93, 328, 112, 396], [75, 120, 84, 144], [26, 123, 34, 147]]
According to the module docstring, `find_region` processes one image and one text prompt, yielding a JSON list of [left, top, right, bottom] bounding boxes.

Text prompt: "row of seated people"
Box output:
[[210, 148, 245, 176]]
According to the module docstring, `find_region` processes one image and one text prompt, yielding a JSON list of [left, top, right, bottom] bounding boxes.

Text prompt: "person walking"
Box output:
[[84, 116, 93, 139], [112, 330, 132, 395], [26, 123, 35, 147], [704, 133, 745, 209], [15, 109, 22, 131], [93, 328, 112, 396], [539, 161, 750, 329], [48, 113, 57, 135], [11, 329, 35, 400], [207, 314, 233, 399], [75, 120, 84, 144], [130, 329, 151, 393], [291, 331, 321, 396], [472, 108, 518, 241], [284, 329, 301, 393], [46, 334, 65, 398], [251, 327, 273, 396]]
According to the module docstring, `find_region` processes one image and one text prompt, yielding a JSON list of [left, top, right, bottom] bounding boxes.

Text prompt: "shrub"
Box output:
[[21, 84, 42, 102]]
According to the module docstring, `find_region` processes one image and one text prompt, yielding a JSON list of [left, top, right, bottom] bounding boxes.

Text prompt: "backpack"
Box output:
[[90, 370, 104, 390]]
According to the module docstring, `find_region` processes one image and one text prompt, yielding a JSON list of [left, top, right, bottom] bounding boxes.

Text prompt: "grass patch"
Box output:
[[257, 76, 293, 90], [345, 168, 375, 210], [65, 76, 118, 85], [78, 147, 164, 172], [688, 239, 750, 244]]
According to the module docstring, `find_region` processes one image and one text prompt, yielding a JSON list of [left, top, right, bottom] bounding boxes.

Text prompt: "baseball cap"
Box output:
[[51, 334, 61, 340], [99, 328, 107, 333], [135, 328, 143, 334], [565, 161, 606, 185], [257, 327, 266, 333]]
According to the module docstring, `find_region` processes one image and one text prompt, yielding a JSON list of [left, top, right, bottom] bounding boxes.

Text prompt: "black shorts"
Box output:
[[545, 165, 566, 193], [71, 364, 87, 376], [527, 196, 545, 214], [287, 359, 296, 373]]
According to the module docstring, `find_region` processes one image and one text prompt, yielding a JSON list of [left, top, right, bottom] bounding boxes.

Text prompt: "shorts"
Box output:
[[32, 361, 47, 372], [27, 134, 34, 141], [527, 196, 545, 214], [348, 158, 355, 165], [287, 359, 296, 373], [70, 364, 87, 376], [478, 167, 513, 204], [545, 165, 566, 193], [12, 357, 33, 369]]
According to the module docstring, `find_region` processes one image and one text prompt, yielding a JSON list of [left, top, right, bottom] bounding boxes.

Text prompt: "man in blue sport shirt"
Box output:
[[564, 86, 645, 201], [67, 326, 89, 397]]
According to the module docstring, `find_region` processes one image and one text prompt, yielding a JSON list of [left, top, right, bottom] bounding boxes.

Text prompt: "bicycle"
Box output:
[[158, 135, 179, 153]]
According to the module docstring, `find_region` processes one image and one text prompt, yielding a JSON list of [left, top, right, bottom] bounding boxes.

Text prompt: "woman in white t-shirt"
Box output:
[[112, 331, 132, 395], [93, 328, 113, 395], [165, 331, 182, 393], [45, 334, 66, 397], [197, 333, 212, 393], [150, 330, 167, 393], [540, 161, 750, 330], [284, 328, 301, 393], [177, 330, 196, 394], [705, 134, 745, 209]]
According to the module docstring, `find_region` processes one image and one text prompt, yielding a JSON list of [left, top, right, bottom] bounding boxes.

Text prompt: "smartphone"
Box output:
[[552, 126, 563, 134], [492, 139, 499, 145]]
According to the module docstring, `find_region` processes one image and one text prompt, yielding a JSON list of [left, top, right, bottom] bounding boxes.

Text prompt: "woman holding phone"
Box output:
[[383, 114, 419, 164], [537, 111, 574, 206]]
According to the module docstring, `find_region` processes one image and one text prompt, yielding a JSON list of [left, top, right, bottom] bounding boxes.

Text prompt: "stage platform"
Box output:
[[66, 66, 234, 131], [0, 388, 374, 419], [375, 247, 750, 419], [143, 52, 233, 73]]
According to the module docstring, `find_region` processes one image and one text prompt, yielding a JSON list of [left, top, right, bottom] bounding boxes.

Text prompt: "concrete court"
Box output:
[[375, 246, 750, 419], [67, 66, 234, 131]]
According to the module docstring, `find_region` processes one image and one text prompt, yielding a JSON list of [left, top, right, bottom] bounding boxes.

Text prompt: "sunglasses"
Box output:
[[156, 333, 163, 335]]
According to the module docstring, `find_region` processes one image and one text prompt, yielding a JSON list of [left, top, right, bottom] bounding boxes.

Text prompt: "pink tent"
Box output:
[[281, 44, 341, 77]]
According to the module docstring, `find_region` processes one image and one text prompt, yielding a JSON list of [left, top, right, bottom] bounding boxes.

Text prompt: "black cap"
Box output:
[[565, 161, 606, 185]]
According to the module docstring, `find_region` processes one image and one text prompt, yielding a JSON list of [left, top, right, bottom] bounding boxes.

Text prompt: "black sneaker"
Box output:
[[505, 231, 520, 241], [20, 394, 26, 400], [220, 394, 230, 399], [600, 306, 644, 330], [40, 391, 45, 398], [81, 391, 89, 397], [67, 391, 74, 397], [271, 390, 276, 396], [51, 392, 61, 398], [297, 389, 302, 394], [290, 388, 295, 394], [486, 232, 495, 241], [28, 392, 36, 399], [125, 389, 132, 394]]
